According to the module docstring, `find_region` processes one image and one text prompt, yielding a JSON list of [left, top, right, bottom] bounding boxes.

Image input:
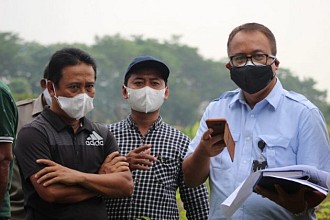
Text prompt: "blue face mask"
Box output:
[[230, 65, 274, 94]]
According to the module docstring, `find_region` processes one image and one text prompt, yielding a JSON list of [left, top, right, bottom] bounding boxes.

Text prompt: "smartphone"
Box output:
[[206, 118, 235, 161], [206, 118, 226, 136]]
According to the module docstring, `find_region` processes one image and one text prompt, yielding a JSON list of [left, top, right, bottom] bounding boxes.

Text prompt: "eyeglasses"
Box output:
[[230, 53, 277, 67]]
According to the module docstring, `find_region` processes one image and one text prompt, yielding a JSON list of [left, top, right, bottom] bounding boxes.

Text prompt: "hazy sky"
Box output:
[[2, 0, 330, 98]]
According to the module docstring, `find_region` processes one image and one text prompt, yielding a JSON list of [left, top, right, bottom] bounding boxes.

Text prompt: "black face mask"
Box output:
[[230, 65, 274, 94]]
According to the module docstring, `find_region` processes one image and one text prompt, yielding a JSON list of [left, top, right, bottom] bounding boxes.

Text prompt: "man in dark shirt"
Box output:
[[0, 80, 18, 220], [15, 48, 133, 220]]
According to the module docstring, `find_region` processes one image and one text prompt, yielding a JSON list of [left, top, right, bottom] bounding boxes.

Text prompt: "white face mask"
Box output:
[[42, 88, 52, 106], [53, 84, 94, 120], [125, 86, 165, 113]]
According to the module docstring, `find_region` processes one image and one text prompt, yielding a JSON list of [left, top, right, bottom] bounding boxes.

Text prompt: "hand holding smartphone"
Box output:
[[206, 118, 235, 161], [206, 118, 226, 136]]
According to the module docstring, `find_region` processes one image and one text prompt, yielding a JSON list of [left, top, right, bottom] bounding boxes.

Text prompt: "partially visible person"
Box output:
[[103, 56, 209, 220], [10, 66, 51, 220], [0, 80, 18, 220], [15, 47, 133, 220], [183, 23, 330, 219]]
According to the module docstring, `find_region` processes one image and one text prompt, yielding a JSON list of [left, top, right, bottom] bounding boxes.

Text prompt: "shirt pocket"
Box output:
[[211, 132, 240, 189], [153, 156, 179, 189], [259, 135, 291, 168]]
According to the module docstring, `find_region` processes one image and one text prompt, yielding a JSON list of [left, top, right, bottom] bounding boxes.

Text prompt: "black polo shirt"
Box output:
[[15, 108, 118, 220]]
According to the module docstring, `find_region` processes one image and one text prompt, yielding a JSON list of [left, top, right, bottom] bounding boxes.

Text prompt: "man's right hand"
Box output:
[[198, 128, 226, 158], [126, 144, 157, 171]]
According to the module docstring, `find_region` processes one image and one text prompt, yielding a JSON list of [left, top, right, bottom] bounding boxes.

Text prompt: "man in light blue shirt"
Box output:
[[183, 22, 330, 219]]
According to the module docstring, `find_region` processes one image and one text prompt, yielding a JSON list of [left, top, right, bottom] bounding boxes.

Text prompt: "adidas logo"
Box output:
[[86, 131, 104, 147]]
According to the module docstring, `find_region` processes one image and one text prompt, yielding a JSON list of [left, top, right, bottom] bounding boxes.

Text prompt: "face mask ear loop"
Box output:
[[51, 82, 57, 98], [52, 83, 62, 107], [272, 71, 276, 79], [123, 85, 130, 97]]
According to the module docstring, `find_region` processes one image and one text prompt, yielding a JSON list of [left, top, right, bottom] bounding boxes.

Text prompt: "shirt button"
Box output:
[[251, 114, 255, 118]]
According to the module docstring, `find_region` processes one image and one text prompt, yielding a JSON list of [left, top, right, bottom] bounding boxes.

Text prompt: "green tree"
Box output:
[[0, 32, 22, 79]]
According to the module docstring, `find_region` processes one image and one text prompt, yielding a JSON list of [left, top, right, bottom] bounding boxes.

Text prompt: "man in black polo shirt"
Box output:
[[15, 48, 133, 220]]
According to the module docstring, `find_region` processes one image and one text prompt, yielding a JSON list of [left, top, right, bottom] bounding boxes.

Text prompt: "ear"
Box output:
[[164, 86, 169, 100], [225, 62, 232, 69], [40, 79, 47, 89], [122, 85, 128, 99], [47, 81, 55, 97], [274, 59, 280, 71]]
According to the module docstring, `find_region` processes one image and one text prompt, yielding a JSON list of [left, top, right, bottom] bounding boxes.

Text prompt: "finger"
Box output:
[[139, 153, 157, 162], [132, 158, 154, 167], [114, 167, 130, 172], [35, 166, 56, 178], [202, 129, 213, 141], [103, 151, 120, 163], [145, 148, 151, 155], [113, 156, 127, 163], [42, 176, 61, 187], [114, 165, 130, 172], [130, 164, 151, 171], [212, 145, 226, 155], [133, 144, 152, 154], [106, 155, 127, 167], [210, 134, 225, 146], [37, 171, 57, 184], [120, 167, 130, 172], [36, 159, 57, 166], [113, 161, 130, 169]]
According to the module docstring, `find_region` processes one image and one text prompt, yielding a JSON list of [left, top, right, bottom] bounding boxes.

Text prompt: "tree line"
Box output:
[[1, 32, 329, 128]]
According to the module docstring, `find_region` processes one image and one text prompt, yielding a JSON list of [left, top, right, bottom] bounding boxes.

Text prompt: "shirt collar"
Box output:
[[41, 108, 93, 132], [228, 89, 242, 109], [229, 78, 284, 110], [263, 78, 284, 110], [32, 94, 45, 117], [126, 114, 163, 130]]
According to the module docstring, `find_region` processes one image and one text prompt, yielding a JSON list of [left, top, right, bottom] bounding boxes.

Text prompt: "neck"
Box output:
[[244, 77, 277, 109], [130, 110, 160, 136], [68, 119, 81, 133], [50, 104, 81, 133]]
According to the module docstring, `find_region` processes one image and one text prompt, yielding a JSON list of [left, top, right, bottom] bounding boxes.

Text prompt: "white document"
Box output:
[[220, 165, 329, 218], [220, 172, 260, 218]]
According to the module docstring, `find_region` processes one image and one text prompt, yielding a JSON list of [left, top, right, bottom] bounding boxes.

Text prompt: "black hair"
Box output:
[[43, 63, 49, 79], [47, 47, 97, 88]]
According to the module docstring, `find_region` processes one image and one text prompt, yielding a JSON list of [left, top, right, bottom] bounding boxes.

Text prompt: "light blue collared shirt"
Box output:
[[187, 79, 330, 220]]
